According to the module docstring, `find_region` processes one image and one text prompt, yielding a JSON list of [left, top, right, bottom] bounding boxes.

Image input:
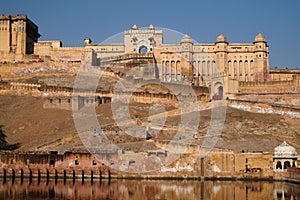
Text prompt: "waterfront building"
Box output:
[[273, 141, 298, 172]]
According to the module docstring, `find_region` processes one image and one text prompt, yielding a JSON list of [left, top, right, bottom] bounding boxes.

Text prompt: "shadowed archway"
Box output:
[[139, 45, 148, 53]]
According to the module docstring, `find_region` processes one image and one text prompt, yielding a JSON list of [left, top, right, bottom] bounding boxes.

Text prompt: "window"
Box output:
[[92, 160, 97, 165], [50, 160, 55, 166]]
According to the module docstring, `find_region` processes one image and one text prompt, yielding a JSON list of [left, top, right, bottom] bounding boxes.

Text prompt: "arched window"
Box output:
[[50, 160, 55, 166], [92, 160, 97, 165], [276, 161, 282, 169], [284, 161, 291, 170]]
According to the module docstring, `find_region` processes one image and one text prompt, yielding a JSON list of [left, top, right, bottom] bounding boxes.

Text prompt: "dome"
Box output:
[[273, 141, 298, 158], [148, 24, 154, 30], [215, 33, 227, 43], [254, 33, 266, 42], [84, 37, 92, 45], [181, 34, 193, 44], [132, 24, 138, 30]]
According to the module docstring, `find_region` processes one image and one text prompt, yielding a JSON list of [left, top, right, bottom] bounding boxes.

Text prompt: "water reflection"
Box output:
[[0, 179, 299, 200]]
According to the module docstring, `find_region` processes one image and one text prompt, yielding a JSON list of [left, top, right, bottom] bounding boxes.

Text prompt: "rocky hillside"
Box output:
[[0, 95, 299, 153]]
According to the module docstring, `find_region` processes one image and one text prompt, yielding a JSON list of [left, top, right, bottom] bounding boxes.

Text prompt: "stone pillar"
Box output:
[[166, 61, 170, 82], [174, 61, 177, 81], [169, 61, 172, 82], [207, 61, 210, 77], [209, 61, 212, 76], [231, 62, 234, 79], [249, 61, 253, 81], [171, 61, 175, 82], [237, 61, 240, 81], [234, 61, 237, 79], [203, 61, 206, 77], [161, 61, 166, 81]]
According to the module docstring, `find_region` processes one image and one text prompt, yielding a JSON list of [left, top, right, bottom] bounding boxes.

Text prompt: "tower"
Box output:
[[180, 34, 193, 77], [253, 33, 269, 81], [180, 34, 193, 62], [215, 33, 228, 75], [0, 14, 40, 61]]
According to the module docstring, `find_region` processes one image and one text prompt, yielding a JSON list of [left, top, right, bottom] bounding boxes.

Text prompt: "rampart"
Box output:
[[238, 75, 300, 93]]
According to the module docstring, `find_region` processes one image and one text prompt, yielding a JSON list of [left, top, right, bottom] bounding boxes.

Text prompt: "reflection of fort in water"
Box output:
[[0, 180, 299, 200]]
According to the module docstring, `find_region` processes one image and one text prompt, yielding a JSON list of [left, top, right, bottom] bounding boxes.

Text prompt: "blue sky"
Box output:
[[1, 0, 300, 68]]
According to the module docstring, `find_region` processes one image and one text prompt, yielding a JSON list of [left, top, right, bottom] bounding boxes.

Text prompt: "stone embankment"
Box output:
[[1, 151, 300, 184]]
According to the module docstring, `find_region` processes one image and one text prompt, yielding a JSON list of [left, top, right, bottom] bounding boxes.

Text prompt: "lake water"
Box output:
[[0, 178, 299, 200]]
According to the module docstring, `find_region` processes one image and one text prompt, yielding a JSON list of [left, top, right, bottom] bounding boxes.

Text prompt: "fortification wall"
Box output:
[[238, 75, 300, 93], [34, 44, 84, 62], [270, 69, 300, 81]]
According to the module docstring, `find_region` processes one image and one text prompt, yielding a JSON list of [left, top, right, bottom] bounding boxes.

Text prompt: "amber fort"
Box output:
[[0, 14, 300, 186]]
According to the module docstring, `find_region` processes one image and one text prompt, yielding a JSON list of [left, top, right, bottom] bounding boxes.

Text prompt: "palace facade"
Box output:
[[82, 24, 269, 83], [0, 14, 299, 90]]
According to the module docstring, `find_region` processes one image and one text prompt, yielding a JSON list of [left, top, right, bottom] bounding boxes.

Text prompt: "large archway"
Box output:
[[217, 86, 223, 100], [212, 82, 224, 101], [139, 45, 148, 53]]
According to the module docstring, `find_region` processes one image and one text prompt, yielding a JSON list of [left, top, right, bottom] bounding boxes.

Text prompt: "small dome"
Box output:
[[273, 141, 298, 158], [254, 33, 266, 42], [181, 34, 193, 44], [148, 24, 154, 30], [84, 37, 92, 45], [132, 24, 138, 30], [216, 33, 227, 43]]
